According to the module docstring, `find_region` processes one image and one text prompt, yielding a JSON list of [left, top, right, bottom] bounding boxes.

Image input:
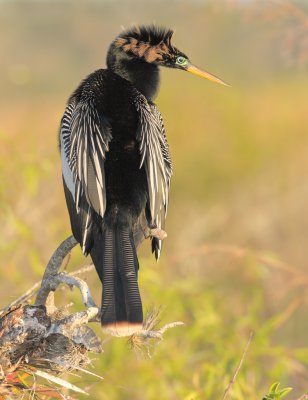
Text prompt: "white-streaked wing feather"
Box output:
[[68, 100, 112, 217], [133, 91, 173, 257], [60, 98, 112, 253], [60, 102, 76, 197]]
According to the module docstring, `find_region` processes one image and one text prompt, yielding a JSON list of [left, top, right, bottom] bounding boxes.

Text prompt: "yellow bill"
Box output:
[[186, 64, 230, 86]]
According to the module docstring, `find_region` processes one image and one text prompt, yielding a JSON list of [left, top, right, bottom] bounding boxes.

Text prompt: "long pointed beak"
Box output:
[[186, 64, 230, 86]]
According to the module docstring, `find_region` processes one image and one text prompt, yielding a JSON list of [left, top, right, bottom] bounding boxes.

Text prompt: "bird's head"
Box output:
[[107, 25, 228, 86]]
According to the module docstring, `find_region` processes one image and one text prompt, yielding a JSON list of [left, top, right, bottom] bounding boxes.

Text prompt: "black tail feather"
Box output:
[[101, 228, 116, 325], [90, 225, 143, 332], [116, 227, 141, 323]]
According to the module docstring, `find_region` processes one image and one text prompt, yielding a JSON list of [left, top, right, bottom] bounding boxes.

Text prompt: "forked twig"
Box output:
[[34, 236, 100, 321], [136, 321, 184, 340], [35, 235, 78, 306]]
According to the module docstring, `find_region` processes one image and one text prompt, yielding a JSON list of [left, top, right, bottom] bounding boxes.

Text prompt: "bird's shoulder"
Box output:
[[68, 69, 144, 122], [65, 69, 165, 133], [69, 69, 134, 104]]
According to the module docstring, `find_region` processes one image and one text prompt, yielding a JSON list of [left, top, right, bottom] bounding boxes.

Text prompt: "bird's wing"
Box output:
[[60, 97, 112, 254], [133, 91, 173, 259]]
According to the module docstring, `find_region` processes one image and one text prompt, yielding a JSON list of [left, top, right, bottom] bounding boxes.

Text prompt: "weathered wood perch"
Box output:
[[0, 236, 183, 398]]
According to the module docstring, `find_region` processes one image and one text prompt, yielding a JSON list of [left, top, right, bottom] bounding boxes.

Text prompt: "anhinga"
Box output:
[[59, 25, 227, 336]]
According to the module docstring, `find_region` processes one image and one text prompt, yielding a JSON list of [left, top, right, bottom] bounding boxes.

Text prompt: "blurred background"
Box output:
[[0, 0, 307, 398]]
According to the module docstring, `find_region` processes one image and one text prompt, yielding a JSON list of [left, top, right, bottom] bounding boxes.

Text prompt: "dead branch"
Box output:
[[0, 236, 102, 398], [35, 235, 78, 306], [0, 236, 184, 398]]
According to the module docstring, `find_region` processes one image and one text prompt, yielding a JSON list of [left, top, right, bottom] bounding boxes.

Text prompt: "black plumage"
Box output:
[[59, 25, 227, 336]]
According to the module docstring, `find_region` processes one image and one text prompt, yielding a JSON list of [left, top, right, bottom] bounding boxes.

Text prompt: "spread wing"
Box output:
[[132, 90, 173, 259], [60, 97, 112, 254]]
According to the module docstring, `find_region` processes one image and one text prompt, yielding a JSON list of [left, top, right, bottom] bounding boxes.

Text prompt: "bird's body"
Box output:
[[59, 25, 226, 336], [72, 69, 148, 226]]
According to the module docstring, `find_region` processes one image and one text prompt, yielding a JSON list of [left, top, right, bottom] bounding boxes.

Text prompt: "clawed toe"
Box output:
[[149, 228, 167, 240]]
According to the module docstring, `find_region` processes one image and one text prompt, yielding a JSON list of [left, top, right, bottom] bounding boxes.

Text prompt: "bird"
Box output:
[[59, 25, 227, 336]]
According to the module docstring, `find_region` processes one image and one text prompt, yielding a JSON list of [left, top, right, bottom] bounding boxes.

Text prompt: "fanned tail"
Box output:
[[90, 226, 143, 336]]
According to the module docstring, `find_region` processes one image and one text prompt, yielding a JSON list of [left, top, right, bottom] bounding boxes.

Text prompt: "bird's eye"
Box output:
[[175, 56, 187, 66]]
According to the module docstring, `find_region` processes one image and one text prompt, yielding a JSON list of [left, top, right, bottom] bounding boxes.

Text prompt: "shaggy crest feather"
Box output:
[[118, 25, 174, 46]]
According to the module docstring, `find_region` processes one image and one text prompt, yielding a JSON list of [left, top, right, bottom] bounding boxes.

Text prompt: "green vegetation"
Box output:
[[262, 383, 293, 400], [0, 1, 307, 399]]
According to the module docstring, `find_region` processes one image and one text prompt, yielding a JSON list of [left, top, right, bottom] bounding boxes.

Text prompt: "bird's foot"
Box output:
[[149, 228, 167, 241]]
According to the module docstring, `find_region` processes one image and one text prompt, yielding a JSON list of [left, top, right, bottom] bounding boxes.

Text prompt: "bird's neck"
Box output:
[[110, 58, 160, 101]]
